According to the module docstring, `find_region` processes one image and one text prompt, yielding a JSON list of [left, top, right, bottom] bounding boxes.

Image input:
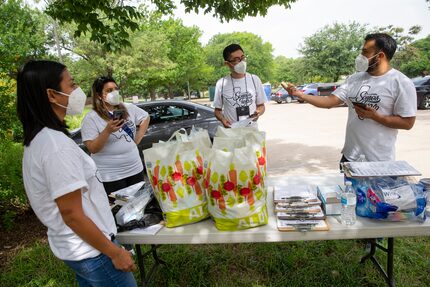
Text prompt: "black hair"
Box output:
[[364, 33, 397, 60], [91, 76, 128, 120], [16, 60, 69, 146], [223, 44, 244, 61]]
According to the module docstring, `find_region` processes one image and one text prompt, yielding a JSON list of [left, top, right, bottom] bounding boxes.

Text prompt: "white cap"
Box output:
[[345, 181, 352, 186]]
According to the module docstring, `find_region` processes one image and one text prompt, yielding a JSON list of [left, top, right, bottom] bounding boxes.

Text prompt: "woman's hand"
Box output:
[[110, 247, 136, 272], [105, 119, 124, 133]]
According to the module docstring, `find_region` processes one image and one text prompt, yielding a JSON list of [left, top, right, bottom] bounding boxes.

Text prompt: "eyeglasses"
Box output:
[[228, 55, 247, 64]]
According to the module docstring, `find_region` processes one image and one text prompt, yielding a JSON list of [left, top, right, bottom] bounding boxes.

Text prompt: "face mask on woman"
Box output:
[[105, 90, 121, 106], [54, 87, 87, 115]]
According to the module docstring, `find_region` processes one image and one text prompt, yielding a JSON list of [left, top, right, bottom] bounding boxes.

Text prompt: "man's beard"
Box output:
[[366, 57, 379, 73]]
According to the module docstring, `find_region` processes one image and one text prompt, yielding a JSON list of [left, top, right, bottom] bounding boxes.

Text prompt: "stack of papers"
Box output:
[[342, 161, 421, 177], [272, 185, 328, 232]]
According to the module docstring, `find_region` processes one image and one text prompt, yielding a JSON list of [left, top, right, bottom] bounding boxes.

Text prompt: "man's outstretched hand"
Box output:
[[282, 82, 304, 100]]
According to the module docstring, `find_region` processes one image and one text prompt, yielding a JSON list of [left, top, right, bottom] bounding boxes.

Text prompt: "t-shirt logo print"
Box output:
[[224, 87, 253, 107], [349, 85, 381, 110]]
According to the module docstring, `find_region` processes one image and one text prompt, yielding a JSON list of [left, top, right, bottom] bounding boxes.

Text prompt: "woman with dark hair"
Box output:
[[17, 60, 137, 287], [81, 76, 149, 195]]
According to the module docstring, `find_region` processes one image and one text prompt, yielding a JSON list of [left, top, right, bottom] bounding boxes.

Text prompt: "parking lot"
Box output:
[[257, 101, 430, 178]]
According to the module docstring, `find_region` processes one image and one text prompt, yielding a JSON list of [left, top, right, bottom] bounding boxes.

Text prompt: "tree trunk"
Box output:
[[150, 89, 156, 101], [168, 85, 174, 99]]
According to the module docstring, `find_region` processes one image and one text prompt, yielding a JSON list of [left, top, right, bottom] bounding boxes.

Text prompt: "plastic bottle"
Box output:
[[341, 181, 357, 225]]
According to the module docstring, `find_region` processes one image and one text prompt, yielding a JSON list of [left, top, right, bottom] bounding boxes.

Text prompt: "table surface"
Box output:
[[116, 174, 430, 245]]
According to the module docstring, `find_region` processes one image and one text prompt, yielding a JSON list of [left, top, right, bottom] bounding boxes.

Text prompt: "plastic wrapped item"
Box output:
[[115, 185, 154, 226], [354, 177, 427, 222]]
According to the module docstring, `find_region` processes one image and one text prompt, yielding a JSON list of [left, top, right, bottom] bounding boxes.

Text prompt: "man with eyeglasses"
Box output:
[[214, 44, 267, 128], [285, 33, 416, 165]]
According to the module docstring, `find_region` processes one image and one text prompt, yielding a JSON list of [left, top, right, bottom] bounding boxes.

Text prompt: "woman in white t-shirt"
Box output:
[[81, 76, 149, 195], [16, 60, 137, 286]]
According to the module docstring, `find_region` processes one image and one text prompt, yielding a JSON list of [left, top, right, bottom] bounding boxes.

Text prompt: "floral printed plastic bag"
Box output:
[[143, 129, 210, 227], [215, 126, 267, 188], [204, 145, 268, 231]]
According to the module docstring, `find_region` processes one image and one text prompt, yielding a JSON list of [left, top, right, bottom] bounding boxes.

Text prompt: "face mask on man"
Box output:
[[53, 87, 87, 115], [355, 52, 381, 72], [105, 90, 121, 106], [233, 60, 247, 74]]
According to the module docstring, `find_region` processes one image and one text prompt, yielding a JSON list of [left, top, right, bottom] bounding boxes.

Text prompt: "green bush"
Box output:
[[0, 138, 28, 230], [65, 106, 91, 130]]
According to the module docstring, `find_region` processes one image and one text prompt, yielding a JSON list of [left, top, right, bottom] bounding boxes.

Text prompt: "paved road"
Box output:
[[257, 101, 430, 178]]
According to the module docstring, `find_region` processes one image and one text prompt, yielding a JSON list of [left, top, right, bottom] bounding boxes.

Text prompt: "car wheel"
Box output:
[[276, 100, 282, 104], [298, 100, 305, 103], [285, 96, 292, 103], [419, 94, 430, 110]]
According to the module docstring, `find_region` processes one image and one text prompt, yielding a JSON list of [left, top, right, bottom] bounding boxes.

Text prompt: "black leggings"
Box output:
[[103, 171, 144, 195]]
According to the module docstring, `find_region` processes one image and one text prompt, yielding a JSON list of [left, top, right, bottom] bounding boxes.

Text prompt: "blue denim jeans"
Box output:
[[63, 249, 137, 287]]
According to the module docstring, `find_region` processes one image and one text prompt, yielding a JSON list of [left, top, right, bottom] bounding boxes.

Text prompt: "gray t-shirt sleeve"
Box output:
[[81, 112, 101, 142], [253, 75, 267, 105], [127, 103, 149, 125], [213, 78, 224, 109], [393, 76, 417, 117]]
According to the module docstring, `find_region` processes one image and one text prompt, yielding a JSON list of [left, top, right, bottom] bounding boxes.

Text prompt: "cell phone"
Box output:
[[112, 109, 125, 120], [351, 101, 367, 109]]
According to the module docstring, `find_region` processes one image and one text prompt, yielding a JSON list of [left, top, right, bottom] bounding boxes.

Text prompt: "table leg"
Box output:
[[360, 238, 395, 287], [135, 245, 146, 287], [135, 244, 166, 287]]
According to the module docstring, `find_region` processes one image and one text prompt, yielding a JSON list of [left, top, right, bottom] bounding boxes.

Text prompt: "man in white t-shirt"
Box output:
[[214, 44, 267, 128], [286, 33, 417, 165]]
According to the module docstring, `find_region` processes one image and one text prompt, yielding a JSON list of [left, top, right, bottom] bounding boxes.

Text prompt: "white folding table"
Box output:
[[117, 174, 430, 287]]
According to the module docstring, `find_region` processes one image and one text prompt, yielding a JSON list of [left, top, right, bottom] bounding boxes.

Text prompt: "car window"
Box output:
[[412, 77, 430, 86], [309, 84, 317, 89], [144, 105, 196, 124]]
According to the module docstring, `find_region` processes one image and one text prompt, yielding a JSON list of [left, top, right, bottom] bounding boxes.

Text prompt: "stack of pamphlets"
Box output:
[[273, 185, 329, 231]]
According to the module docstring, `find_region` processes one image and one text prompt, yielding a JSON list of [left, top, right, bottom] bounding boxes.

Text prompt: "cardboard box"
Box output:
[[317, 185, 342, 215]]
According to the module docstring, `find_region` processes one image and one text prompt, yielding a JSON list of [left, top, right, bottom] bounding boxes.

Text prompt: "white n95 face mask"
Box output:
[[233, 60, 247, 74], [355, 53, 380, 72], [106, 90, 121, 106], [54, 87, 87, 116]]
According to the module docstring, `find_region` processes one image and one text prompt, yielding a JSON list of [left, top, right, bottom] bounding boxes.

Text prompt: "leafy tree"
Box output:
[[391, 35, 430, 77], [45, 0, 297, 51], [0, 0, 47, 79], [0, 0, 48, 141], [272, 56, 300, 86], [205, 32, 274, 84], [45, 0, 143, 52], [375, 25, 422, 50], [299, 22, 368, 82], [158, 18, 213, 97]]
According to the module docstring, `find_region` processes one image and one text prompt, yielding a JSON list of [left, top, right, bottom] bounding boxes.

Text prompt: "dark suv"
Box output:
[[412, 76, 430, 110]]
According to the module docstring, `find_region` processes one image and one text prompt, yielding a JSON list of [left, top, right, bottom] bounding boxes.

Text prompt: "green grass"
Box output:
[[1, 237, 429, 287]]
